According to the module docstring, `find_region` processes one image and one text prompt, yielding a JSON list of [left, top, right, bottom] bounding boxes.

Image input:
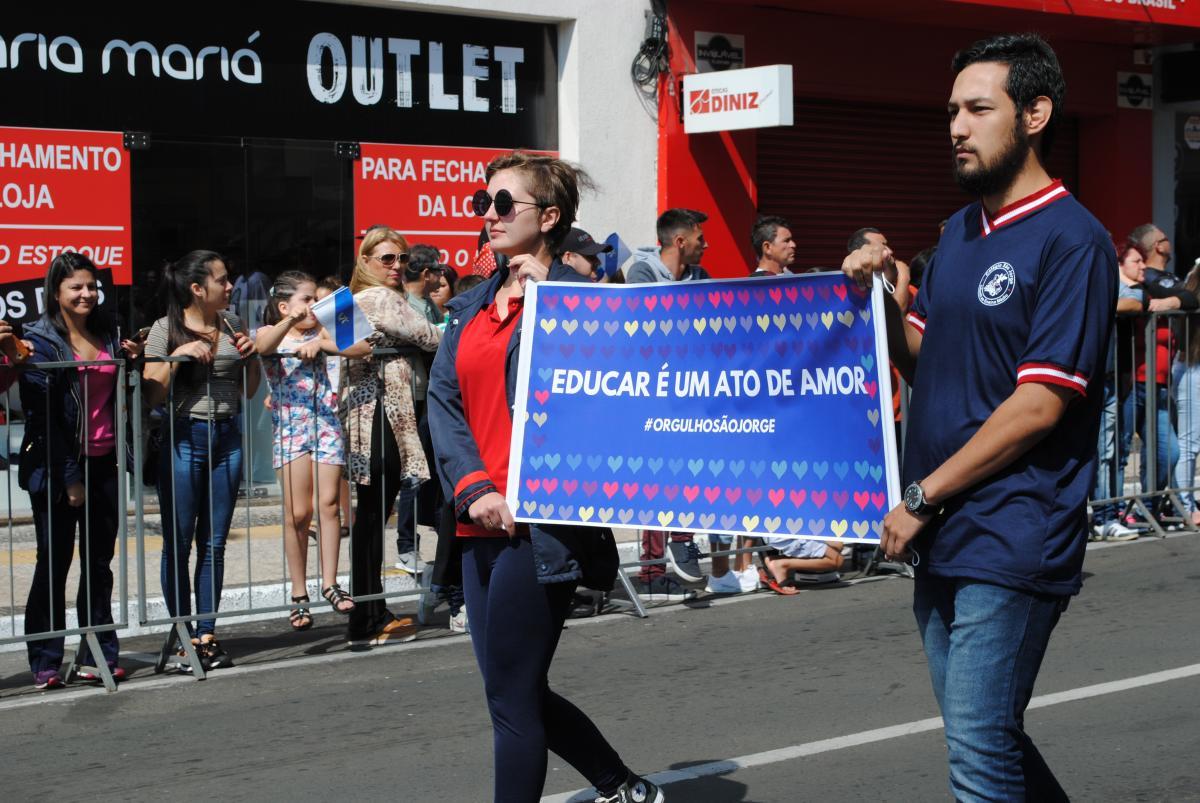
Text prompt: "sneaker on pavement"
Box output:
[[198, 637, 234, 669], [635, 575, 697, 602], [595, 774, 666, 803], [449, 609, 469, 634], [33, 669, 64, 690], [705, 571, 742, 595], [735, 566, 760, 592], [1089, 524, 1105, 542], [1100, 521, 1139, 542], [394, 551, 421, 574], [77, 663, 127, 683], [666, 540, 703, 583]]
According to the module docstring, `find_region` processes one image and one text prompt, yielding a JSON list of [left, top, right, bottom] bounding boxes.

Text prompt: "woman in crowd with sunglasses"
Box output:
[[341, 226, 441, 646], [428, 152, 664, 803], [143, 250, 258, 672]]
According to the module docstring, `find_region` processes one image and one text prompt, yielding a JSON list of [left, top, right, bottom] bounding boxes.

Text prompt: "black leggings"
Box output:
[[462, 537, 628, 802], [348, 410, 403, 640]]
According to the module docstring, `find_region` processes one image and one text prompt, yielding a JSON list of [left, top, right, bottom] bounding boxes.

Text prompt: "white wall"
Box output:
[[333, 0, 661, 253]]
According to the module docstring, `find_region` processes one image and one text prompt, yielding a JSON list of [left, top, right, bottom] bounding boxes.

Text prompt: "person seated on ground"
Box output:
[[757, 537, 844, 595]]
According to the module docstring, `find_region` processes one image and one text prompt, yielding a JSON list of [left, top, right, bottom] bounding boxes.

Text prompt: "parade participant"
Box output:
[[428, 151, 663, 803], [749, 215, 796, 276], [256, 271, 353, 629], [557, 226, 613, 282], [342, 227, 441, 646], [843, 34, 1115, 800], [143, 250, 259, 672], [19, 253, 141, 688]]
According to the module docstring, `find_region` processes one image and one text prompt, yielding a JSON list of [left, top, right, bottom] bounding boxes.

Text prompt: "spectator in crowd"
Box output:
[[19, 253, 142, 688], [625, 209, 711, 599], [315, 276, 352, 538], [908, 246, 935, 290], [843, 33, 1116, 799], [456, 274, 486, 294], [394, 243, 445, 575], [429, 151, 662, 803], [1172, 261, 1200, 526], [749, 215, 796, 275], [1130, 222, 1172, 274], [256, 271, 353, 630], [341, 227, 441, 646], [847, 228, 911, 311], [758, 537, 844, 595], [143, 250, 259, 672], [1117, 240, 1196, 523], [430, 265, 458, 323], [558, 226, 613, 282]]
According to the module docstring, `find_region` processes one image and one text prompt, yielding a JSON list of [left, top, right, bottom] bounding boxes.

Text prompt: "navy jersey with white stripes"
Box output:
[[902, 180, 1117, 596]]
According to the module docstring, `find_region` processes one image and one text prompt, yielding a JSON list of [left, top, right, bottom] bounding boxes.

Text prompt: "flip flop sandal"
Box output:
[[322, 583, 356, 615], [290, 595, 313, 631], [758, 567, 799, 596]]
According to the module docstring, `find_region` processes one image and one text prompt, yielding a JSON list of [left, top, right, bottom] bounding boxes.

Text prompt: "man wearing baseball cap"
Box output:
[[557, 227, 613, 282]]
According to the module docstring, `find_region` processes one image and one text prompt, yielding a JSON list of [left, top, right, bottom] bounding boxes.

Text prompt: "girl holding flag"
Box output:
[[255, 271, 353, 629]]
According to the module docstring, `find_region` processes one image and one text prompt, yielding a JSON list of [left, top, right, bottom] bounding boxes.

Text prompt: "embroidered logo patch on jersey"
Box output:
[[978, 262, 1016, 306]]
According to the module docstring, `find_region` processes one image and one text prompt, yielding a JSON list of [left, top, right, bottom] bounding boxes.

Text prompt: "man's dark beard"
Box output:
[[954, 121, 1030, 198]]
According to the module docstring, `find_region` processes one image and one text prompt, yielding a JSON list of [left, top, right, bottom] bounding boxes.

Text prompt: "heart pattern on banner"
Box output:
[[510, 272, 893, 543]]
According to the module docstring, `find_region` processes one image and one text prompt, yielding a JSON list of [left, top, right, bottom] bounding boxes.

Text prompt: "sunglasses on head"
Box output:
[[370, 252, 410, 266], [472, 188, 544, 218]]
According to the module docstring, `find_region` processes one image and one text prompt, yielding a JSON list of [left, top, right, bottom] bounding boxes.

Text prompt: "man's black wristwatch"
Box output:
[[903, 482, 939, 517]]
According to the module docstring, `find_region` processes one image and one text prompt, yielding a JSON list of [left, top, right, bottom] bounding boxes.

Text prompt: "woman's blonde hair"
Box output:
[[350, 226, 410, 293]]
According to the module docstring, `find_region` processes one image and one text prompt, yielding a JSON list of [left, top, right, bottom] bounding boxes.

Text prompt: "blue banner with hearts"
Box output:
[[507, 272, 901, 542]]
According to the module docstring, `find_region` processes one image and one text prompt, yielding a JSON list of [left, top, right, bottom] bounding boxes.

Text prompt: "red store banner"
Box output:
[[354, 143, 556, 273], [0, 126, 132, 324], [951, 0, 1200, 27]]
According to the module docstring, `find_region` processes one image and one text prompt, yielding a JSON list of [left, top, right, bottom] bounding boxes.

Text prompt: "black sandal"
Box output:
[[322, 584, 355, 615], [290, 595, 313, 631]]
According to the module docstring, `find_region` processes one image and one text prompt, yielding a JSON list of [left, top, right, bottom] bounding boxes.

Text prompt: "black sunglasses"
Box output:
[[472, 188, 544, 218], [370, 252, 410, 266]]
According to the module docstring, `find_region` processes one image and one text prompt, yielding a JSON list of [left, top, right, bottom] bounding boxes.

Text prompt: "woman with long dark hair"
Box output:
[[143, 250, 258, 671], [19, 252, 141, 688], [428, 152, 662, 803]]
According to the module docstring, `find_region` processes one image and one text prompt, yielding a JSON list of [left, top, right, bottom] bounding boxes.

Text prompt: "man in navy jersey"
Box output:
[[843, 34, 1116, 800]]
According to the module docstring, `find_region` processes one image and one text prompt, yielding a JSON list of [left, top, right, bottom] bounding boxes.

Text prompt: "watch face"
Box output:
[[904, 483, 922, 510]]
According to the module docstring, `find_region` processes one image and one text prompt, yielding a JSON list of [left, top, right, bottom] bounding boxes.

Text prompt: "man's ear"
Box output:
[[1025, 96, 1053, 139]]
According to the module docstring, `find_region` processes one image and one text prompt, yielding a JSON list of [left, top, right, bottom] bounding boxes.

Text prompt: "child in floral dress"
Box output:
[[256, 271, 353, 629]]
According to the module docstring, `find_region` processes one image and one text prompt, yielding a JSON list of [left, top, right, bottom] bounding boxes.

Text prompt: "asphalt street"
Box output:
[[1, 533, 1197, 802]]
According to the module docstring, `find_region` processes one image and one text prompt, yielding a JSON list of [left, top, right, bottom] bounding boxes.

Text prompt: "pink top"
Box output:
[[75, 349, 116, 456]]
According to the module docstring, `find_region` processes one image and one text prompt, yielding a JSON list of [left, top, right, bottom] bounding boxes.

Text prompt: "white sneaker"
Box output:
[[1100, 521, 1138, 542], [394, 551, 421, 574], [705, 571, 742, 594], [449, 609, 469, 634], [735, 566, 760, 592]]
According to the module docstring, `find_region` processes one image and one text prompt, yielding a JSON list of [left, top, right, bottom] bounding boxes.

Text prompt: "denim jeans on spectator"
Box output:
[[914, 576, 1069, 803], [394, 475, 421, 555], [158, 417, 243, 638], [1121, 383, 1178, 498], [1091, 377, 1120, 524], [1172, 360, 1200, 513], [25, 453, 121, 673]]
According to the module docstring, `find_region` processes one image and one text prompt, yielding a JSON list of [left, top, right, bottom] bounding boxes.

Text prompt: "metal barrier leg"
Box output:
[[610, 569, 648, 619], [154, 623, 207, 679], [68, 632, 117, 692]]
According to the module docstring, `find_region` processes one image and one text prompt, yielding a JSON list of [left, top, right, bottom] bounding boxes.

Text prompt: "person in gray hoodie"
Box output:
[[624, 209, 717, 601]]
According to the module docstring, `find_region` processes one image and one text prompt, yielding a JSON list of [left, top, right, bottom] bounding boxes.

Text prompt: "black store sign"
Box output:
[[0, 1, 558, 148]]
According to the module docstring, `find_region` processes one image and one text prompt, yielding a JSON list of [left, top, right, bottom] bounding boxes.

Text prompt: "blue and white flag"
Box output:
[[311, 286, 373, 350]]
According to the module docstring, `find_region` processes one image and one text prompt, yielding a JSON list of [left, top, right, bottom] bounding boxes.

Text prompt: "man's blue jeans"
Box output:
[[1121, 383, 1178, 497], [914, 576, 1069, 803], [1091, 377, 1120, 524], [158, 417, 243, 638]]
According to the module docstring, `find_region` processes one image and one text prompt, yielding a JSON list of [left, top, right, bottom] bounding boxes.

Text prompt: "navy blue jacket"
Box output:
[[428, 261, 617, 586], [17, 318, 127, 498]]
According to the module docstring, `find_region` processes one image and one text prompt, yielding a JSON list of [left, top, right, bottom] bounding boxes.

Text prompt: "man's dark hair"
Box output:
[[657, 208, 708, 246], [406, 243, 441, 281], [846, 227, 881, 254], [751, 215, 791, 258], [909, 246, 937, 289], [951, 33, 1066, 155], [1128, 223, 1161, 253]]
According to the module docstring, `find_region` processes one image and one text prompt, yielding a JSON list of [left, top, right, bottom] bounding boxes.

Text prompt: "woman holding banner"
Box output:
[[19, 252, 142, 688], [428, 152, 662, 803], [341, 227, 441, 646]]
